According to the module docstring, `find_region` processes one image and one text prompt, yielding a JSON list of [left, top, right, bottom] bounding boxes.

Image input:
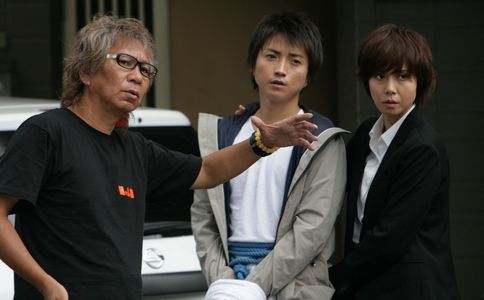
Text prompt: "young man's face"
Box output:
[[369, 66, 417, 129], [252, 34, 309, 104], [83, 38, 152, 116]]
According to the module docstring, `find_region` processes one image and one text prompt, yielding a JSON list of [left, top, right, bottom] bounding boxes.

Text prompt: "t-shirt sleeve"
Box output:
[[145, 139, 202, 199], [0, 122, 52, 205]]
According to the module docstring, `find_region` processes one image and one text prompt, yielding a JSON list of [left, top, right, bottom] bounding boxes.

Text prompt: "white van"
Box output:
[[0, 96, 206, 300]]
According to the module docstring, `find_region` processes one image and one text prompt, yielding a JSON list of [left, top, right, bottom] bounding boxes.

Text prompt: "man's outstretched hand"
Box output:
[[251, 113, 318, 151]]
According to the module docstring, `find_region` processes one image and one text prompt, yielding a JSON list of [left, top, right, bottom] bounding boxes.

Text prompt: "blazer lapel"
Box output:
[[345, 123, 372, 250], [360, 109, 422, 235]]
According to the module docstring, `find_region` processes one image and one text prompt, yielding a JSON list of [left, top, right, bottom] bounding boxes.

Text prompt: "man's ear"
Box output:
[[80, 71, 91, 86]]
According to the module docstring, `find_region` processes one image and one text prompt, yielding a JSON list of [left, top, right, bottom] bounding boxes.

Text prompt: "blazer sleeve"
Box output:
[[246, 136, 347, 295], [330, 139, 444, 291]]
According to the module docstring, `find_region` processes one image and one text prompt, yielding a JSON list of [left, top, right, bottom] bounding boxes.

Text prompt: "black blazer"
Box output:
[[330, 109, 460, 300]]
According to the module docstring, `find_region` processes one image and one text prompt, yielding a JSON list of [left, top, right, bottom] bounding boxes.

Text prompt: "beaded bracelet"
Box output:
[[249, 128, 279, 157]]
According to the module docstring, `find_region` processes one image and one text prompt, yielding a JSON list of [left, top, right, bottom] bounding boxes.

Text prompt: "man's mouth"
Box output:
[[270, 79, 286, 86], [127, 90, 140, 98]]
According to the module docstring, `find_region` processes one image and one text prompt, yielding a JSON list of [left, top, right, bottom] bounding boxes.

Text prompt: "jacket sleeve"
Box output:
[[246, 136, 347, 295], [191, 113, 236, 284], [191, 189, 235, 284], [329, 140, 443, 291]]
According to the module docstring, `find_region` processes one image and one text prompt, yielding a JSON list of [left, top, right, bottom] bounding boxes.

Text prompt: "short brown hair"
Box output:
[[357, 24, 436, 107], [61, 14, 155, 107]]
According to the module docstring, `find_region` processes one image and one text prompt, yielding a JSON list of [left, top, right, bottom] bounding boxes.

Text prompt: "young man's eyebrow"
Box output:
[[289, 53, 305, 58], [264, 48, 305, 57]]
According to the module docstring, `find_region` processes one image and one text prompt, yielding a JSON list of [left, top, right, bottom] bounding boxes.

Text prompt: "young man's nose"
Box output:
[[274, 59, 288, 76]]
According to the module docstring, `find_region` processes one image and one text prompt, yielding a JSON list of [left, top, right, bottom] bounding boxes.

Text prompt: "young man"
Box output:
[[0, 15, 318, 300], [329, 24, 460, 300], [192, 12, 347, 299]]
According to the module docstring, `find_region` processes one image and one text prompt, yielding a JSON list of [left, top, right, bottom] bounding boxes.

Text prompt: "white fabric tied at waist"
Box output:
[[204, 279, 266, 300]]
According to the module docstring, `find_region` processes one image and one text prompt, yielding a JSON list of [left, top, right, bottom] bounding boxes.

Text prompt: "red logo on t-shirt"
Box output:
[[118, 185, 135, 199]]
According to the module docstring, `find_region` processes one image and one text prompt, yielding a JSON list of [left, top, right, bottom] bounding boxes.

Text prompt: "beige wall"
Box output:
[[168, 0, 337, 128]]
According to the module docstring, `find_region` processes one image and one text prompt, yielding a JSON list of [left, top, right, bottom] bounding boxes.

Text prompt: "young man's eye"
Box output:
[[374, 74, 384, 80]]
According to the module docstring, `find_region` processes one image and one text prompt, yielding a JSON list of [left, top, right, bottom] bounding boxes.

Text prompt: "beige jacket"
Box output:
[[191, 113, 348, 299]]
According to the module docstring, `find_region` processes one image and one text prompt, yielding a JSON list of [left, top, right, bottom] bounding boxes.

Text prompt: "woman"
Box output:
[[329, 24, 460, 300]]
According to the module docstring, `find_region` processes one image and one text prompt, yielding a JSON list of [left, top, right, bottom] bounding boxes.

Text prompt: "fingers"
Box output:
[[287, 113, 318, 132], [298, 138, 315, 151], [234, 104, 246, 115], [294, 130, 317, 151], [292, 112, 314, 123], [296, 120, 318, 132], [250, 114, 318, 150], [252, 114, 317, 131], [303, 129, 318, 142]]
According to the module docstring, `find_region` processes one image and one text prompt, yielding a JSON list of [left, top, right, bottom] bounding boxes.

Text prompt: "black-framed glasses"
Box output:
[[106, 53, 158, 79]]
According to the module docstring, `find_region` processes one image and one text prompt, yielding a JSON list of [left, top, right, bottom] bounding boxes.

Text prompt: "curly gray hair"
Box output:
[[61, 14, 155, 107]]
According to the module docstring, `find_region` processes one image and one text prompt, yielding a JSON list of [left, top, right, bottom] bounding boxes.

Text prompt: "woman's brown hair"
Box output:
[[358, 24, 436, 107]]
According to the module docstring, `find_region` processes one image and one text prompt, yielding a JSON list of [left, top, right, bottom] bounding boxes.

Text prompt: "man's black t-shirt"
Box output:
[[0, 108, 202, 299]]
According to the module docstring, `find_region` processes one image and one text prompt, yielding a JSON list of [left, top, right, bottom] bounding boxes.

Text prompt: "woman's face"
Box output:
[[369, 66, 417, 129]]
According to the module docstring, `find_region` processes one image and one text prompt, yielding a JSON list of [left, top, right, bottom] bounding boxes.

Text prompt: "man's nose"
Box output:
[[128, 66, 144, 84], [274, 59, 288, 76]]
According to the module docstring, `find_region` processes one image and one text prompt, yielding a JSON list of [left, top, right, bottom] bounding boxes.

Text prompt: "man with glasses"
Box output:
[[0, 15, 318, 300]]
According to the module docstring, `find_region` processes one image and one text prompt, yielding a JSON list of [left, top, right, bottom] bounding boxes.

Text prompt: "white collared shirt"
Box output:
[[352, 105, 415, 243]]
